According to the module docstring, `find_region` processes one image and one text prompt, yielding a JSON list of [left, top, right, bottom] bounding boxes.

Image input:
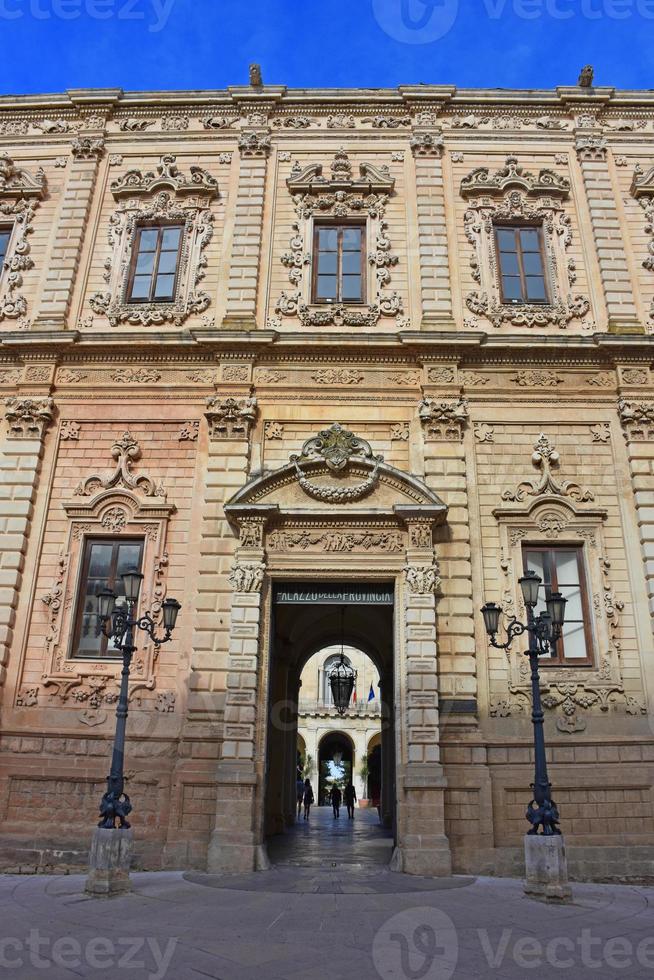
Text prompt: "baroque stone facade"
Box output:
[[0, 80, 653, 881]]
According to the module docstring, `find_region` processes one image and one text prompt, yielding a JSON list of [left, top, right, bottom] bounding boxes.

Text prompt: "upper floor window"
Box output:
[[0, 227, 12, 269], [72, 537, 144, 658], [127, 224, 184, 304], [312, 224, 365, 304], [495, 225, 548, 305], [522, 545, 593, 665]]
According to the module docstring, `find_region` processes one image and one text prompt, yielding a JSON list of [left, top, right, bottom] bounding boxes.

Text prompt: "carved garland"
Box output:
[[289, 422, 384, 503], [276, 148, 403, 327], [0, 154, 47, 322], [461, 155, 589, 329], [89, 154, 219, 327]]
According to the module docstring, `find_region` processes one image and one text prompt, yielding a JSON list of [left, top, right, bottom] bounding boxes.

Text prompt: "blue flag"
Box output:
[[368, 683, 375, 702]]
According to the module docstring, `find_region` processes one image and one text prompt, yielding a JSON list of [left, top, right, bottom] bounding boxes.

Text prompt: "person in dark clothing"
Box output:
[[303, 778, 314, 820], [344, 782, 357, 818], [330, 783, 342, 818], [296, 775, 305, 818]]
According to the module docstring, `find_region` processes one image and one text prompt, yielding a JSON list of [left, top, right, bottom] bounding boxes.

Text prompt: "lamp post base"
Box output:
[[523, 833, 572, 904], [84, 828, 133, 897]]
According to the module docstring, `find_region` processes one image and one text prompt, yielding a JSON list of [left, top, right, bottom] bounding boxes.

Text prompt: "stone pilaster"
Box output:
[[575, 134, 642, 334], [223, 132, 270, 329], [0, 397, 54, 688], [33, 137, 105, 329], [619, 398, 654, 623], [410, 129, 453, 328]]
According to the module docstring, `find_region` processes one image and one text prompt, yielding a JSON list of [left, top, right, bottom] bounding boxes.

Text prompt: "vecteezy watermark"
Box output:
[[0, 0, 176, 32], [0, 931, 178, 980], [478, 928, 654, 971], [373, 0, 654, 43], [372, 907, 459, 980]]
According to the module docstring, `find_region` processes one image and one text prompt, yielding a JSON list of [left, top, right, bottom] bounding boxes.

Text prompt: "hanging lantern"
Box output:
[[329, 654, 355, 716]]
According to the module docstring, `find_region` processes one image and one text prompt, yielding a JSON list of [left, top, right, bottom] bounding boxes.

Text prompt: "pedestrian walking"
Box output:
[[330, 783, 342, 818], [296, 774, 305, 818], [344, 782, 357, 818], [303, 778, 314, 820]]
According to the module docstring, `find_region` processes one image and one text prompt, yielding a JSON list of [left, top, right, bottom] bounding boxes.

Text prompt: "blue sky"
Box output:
[[1, 0, 653, 95]]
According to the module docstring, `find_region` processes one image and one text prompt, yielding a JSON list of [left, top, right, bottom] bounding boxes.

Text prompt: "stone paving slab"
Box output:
[[0, 869, 653, 979]]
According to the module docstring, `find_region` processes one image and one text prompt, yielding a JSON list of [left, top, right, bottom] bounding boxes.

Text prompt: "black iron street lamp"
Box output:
[[95, 570, 181, 830], [481, 570, 567, 836], [329, 605, 356, 716]]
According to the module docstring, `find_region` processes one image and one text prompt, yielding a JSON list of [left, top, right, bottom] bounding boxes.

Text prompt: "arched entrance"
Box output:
[[208, 423, 453, 877], [318, 731, 354, 806]]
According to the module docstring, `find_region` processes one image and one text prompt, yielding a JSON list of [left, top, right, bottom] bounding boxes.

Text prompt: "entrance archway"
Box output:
[[318, 731, 354, 806]]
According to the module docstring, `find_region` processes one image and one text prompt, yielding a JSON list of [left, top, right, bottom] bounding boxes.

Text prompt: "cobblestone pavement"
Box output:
[[0, 809, 653, 980]]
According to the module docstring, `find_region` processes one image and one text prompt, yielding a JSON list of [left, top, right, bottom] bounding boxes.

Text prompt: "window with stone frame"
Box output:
[[126, 224, 184, 304], [312, 223, 366, 304], [71, 537, 144, 659], [522, 544, 594, 665], [495, 224, 549, 306]]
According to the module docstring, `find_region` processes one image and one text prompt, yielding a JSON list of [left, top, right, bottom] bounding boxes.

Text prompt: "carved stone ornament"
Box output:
[[238, 131, 271, 158], [461, 155, 589, 329], [205, 394, 257, 440], [630, 165, 654, 273], [502, 433, 594, 503], [4, 396, 54, 440], [618, 397, 654, 441], [290, 422, 384, 503], [268, 528, 403, 553], [405, 562, 441, 595], [410, 130, 444, 158], [89, 155, 218, 328], [70, 137, 105, 160], [418, 397, 469, 441], [575, 135, 607, 162], [74, 431, 164, 498], [276, 148, 403, 327], [0, 155, 47, 323], [229, 562, 265, 593]]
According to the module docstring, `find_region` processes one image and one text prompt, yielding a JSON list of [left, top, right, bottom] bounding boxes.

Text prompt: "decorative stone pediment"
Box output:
[[225, 423, 447, 527], [500, 433, 594, 504], [73, 431, 166, 499], [110, 154, 219, 200], [287, 149, 394, 197], [0, 154, 47, 200], [460, 155, 570, 200]]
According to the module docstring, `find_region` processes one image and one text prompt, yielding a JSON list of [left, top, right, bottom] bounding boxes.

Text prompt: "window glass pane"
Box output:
[[520, 228, 541, 251], [526, 277, 547, 302], [560, 584, 583, 621], [499, 251, 520, 276], [342, 227, 362, 250], [161, 227, 182, 250], [317, 227, 338, 251], [74, 540, 143, 658], [341, 275, 362, 301], [157, 250, 179, 275], [524, 550, 547, 615], [562, 622, 587, 659], [0, 230, 10, 265], [342, 250, 361, 275], [138, 229, 158, 252], [496, 228, 516, 252], [317, 275, 337, 299], [130, 276, 151, 300], [135, 251, 155, 275], [522, 252, 544, 276], [317, 252, 337, 275], [555, 551, 580, 585], [154, 274, 176, 299], [502, 276, 523, 301]]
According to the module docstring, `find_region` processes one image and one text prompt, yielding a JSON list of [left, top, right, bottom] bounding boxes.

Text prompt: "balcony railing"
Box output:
[[298, 699, 382, 718]]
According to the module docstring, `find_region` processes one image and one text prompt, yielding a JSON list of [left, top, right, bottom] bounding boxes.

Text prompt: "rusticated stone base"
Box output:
[[84, 828, 133, 897], [524, 833, 572, 904]]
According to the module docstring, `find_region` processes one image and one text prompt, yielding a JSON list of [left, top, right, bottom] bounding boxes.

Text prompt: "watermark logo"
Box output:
[[0, 0, 176, 32], [372, 0, 459, 43], [0, 931, 177, 979], [372, 907, 458, 980]]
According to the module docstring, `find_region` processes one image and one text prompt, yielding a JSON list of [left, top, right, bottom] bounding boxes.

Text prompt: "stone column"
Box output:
[[0, 396, 54, 689], [396, 546, 452, 876], [223, 131, 271, 330], [575, 134, 642, 334], [34, 137, 105, 330], [410, 129, 453, 329], [619, 398, 654, 624]]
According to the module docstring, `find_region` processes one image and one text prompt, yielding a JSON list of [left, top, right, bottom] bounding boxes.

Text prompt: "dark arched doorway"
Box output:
[[318, 731, 354, 806]]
